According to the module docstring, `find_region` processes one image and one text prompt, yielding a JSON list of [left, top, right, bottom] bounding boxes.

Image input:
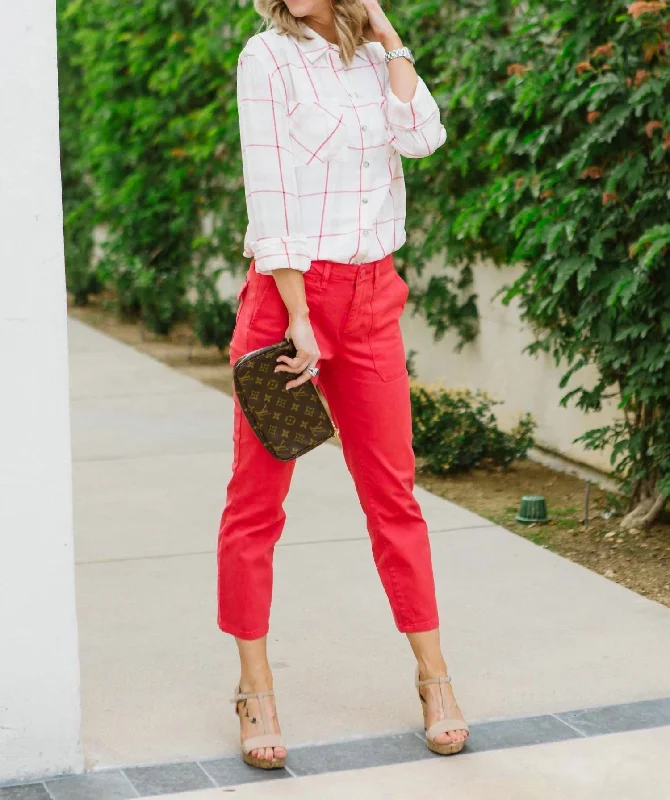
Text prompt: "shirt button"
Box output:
[[363, 230, 370, 237], [363, 161, 370, 168], [362, 197, 369, 204], [361, 125, 368, 132]]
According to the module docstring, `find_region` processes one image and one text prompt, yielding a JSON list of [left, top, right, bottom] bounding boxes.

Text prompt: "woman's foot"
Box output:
[[235, 677, 287, 763], [417, 665, 468, 747]]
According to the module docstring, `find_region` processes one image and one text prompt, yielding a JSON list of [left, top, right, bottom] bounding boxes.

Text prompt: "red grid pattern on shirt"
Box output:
[[237, 30, 446, 271]]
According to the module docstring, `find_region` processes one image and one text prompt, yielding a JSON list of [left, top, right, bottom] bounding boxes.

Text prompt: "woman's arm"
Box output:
[[376, 30, 416, 102], [237, 43, 319, 387], [361, 0, 447, 158], [237, 47, 310, 274]]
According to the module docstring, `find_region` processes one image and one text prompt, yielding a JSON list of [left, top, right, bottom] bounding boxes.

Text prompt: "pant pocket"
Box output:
[[229, 279, 250, 363], [246, 275, 288, 346], [369, 270, 410, 382]]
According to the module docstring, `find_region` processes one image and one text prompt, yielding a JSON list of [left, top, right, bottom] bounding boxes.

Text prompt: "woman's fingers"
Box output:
[[278, 316, 321, 388], [275, 352, 318, 374], [285, 367, 317, 391], [275, 352, 320, 390]]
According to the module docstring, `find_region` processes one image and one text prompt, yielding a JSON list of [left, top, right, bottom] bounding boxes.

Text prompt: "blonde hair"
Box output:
[[253, 0, 369, 66]]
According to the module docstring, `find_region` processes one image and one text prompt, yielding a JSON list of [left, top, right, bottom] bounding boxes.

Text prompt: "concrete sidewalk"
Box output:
[[148, 726, 670, 800], [68, 318, 670, 779]]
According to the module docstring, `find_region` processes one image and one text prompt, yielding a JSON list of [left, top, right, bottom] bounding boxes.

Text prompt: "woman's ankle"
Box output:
[[417, 657, 448, 680], [239, 666, 274, 692]]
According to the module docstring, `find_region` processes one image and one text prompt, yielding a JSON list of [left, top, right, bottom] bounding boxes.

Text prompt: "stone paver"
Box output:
[[67, 318, 670, 779]]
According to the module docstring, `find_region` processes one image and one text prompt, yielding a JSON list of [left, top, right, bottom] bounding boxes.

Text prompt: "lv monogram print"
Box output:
[[233, 340, 337, 461]]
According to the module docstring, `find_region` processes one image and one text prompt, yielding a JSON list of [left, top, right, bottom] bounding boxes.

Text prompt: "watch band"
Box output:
[[384, 46, 415, 66]]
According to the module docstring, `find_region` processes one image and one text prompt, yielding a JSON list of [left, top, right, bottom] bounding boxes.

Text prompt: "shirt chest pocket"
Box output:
[[359, 98, 391, 149], [287, 99, 349, 166]]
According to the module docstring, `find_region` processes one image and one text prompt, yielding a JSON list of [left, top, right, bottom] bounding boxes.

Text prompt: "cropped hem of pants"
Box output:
[[217, 254, 440, 641]]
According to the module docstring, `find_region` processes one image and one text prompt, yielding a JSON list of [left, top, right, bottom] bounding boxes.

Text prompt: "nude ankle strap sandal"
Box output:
[[231, 686, 286, 770], [415, 666, 469, 755]]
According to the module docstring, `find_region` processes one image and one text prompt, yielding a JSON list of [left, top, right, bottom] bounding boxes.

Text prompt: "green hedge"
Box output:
[[408, 0, 670, 524], [59, 0, 256, 330], [58, 1, 670, 516]]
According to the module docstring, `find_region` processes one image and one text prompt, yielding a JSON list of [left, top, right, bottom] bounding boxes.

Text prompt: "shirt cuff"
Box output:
[[246, 236, 312, 274], [385, 76, 440, 131]]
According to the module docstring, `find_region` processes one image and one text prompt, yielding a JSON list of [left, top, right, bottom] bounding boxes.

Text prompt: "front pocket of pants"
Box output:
[[288, 100, 349, 166], [369, 271, 410, 382], [229, 278, 251, 363], [246, 276, 290, 349]]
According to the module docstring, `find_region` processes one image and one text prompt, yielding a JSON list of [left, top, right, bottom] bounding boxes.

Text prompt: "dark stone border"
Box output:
[[2, 696, 670, 799]]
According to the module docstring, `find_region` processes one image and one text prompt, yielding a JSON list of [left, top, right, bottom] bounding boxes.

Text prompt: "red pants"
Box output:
[[217, 255, 439, 639]]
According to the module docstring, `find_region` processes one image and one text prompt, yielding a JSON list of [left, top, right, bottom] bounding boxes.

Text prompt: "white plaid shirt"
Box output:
[[237, 25, 446, 273]]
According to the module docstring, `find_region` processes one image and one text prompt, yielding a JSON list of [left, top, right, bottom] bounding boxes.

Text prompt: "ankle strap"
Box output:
[[415, 665, 452, 689], [416, 675, 452, 688], [230, 687, 275, 704]]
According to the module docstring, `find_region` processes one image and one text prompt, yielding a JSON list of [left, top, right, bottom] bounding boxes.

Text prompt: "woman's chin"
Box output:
[[282, 2, 313, 20]]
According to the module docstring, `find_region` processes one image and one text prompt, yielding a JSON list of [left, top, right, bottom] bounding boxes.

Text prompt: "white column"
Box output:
[[0, 0, 83, 783]]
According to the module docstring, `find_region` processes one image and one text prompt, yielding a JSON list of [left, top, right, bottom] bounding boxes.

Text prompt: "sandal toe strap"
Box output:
[[426, 718, 470, 742], [242, 733, 285, 755]]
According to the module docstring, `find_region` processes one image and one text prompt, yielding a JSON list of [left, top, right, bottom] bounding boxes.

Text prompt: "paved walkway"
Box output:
[[65, 317, 670, 797]]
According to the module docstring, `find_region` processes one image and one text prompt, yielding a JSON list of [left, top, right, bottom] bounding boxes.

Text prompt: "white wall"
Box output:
[[401, 258, 618, 472], [0, 1, 83, 783]]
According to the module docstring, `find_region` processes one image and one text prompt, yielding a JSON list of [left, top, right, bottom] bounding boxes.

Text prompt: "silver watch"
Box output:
[[384, 46, 415, 66]]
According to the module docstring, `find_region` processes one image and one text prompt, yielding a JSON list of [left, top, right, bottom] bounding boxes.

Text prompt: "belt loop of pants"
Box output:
[[319, 261, 332, 291], [372, 254, 393, 289], [372, 258, 381, 291]]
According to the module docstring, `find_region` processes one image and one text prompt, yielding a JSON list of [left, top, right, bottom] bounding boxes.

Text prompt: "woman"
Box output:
[[218, 0, 469, 769]]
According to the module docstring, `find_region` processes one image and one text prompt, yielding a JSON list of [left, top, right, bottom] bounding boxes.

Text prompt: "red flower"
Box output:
[[539, 190, 554, 200], [581, 166, 604, 179], [628, 2, 666, 21], [645, 120, 663, 137], [592, 42, 615, 57], [663, 133, 670, 149], [576, 61, 593, 75], [634, 69, 651, 85], [507, 63, 527, 76], [643, 41, 664, 61], [587, 111, 601, 124], [602, 192, 620, 205]]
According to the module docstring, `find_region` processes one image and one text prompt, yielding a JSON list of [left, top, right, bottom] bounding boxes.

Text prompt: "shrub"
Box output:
[[410, 383, 535, 474], [59, 0, 257, 334], [57, 0, 670, 522], [57, 0, 99, 306], [402, 0, 670, 525], [191, 269, 237, 352]]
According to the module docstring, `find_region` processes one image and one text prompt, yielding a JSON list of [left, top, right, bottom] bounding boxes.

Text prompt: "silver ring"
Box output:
[[305, 366, 320, 378]]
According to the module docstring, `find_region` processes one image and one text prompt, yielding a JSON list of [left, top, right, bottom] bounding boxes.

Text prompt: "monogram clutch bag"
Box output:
[[232, 339, 337, 461]]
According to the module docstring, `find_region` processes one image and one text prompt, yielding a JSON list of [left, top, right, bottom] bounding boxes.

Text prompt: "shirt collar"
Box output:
[[296, 23, 367, 64]]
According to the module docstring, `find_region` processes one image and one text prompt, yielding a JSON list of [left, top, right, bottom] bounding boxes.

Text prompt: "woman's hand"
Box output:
[[275, 312, 321, 390], [360, 0, 402, 51], [270, 268, 320, 390]]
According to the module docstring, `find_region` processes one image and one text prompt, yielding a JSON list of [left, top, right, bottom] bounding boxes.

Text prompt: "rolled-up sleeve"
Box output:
[[237, 49, 311, 274], [385, 75, 447, 159]]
